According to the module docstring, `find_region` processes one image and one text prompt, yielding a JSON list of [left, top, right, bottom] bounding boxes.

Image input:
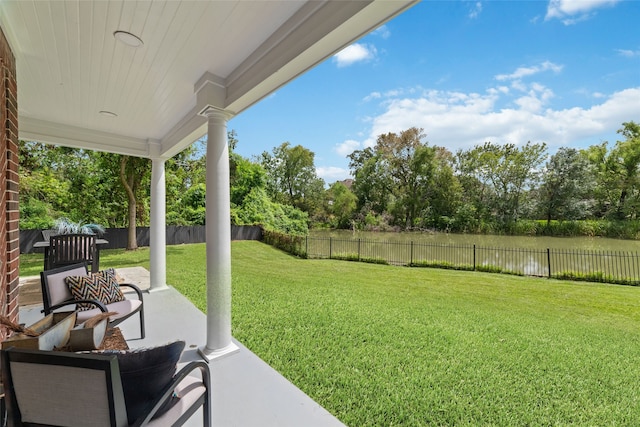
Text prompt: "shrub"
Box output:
[[262, 230, 307, 258], [554, 270, 639, 286], [410, 260, 474, 271], [331, 253, 388, 265]]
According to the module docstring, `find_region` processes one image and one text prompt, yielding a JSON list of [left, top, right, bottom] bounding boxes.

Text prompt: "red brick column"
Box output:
[[0, 27, 19, 339]]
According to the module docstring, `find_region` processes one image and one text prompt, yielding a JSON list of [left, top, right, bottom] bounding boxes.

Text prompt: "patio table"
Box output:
[[33, 238, 109, 271]]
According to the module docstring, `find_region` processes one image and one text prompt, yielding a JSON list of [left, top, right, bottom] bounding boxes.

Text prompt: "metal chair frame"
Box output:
[[40, 262, 145, 339], [1, 347, 211, 426]]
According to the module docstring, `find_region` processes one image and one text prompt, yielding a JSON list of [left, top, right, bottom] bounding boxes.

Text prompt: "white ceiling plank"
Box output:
[[115, 1, 157, 118], [86, 1, 106, 128], [47, 1, 75, 125], [2, 2, 40, 117], [121, 1, 180, 124], [64, 1, 84, 126], [128, 2, 210, 135], [96, 2, 123, 123], [78, 1, 95, 127], [29, 2, 62, 121], [108, 1, 149, 116]]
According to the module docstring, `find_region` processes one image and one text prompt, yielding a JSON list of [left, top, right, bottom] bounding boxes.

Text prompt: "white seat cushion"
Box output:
[[75, 299, 142, 324], [147, 375, 206, 426]]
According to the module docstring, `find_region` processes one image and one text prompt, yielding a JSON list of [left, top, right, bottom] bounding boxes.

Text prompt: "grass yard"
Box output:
[[19, 248, 151, 278], [165, 241, 640, 426], [20, 242, 640, 425]]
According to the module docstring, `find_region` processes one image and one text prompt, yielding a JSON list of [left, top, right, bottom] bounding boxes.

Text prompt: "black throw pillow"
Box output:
[[103, 340, 185, 424]]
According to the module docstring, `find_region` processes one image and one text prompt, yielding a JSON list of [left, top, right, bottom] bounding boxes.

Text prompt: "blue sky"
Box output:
[[228, 0, 640, 184]]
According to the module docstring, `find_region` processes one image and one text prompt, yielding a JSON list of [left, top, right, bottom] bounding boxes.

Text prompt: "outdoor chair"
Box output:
[[48, 233, 99, 273], [40, 263, 145, 339], [1, 346, 211, 427]]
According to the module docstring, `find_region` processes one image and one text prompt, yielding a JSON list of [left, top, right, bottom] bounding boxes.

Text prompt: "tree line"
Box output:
[[342, 122, 639, 236], [19, 121, 639, 242]]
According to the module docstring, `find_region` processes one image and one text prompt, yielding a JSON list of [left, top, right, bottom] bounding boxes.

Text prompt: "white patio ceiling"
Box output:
[[0, 0, 417, 159]]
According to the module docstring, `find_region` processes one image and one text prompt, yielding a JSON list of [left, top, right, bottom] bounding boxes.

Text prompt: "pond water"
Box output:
[[310, 229, 640, 252]]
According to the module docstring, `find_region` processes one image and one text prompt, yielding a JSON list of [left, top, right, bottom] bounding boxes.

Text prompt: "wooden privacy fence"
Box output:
[[299, 237, 640, 286], [20, 225, 263, 254]]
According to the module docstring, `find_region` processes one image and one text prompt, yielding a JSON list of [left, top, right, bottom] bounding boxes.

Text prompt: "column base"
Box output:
[[148, 285, 170, 293], [198, 342, 240, 362]]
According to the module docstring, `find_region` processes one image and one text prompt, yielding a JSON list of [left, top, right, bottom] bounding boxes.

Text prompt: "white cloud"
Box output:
[[545, 0, 619, 24], [333, 43, 377, 67], [372, 25, 391, 39], [363, 92, 382, 102], [335, 139, 361, 157], [364, 86, 640, 151], [617, 48, 640, 58], [495, 61, 563, 81], [316, 166, 351, 183], [363, 137, 377, 149], [468, 2, 483, 19], [385, 89, 403, 97], [436, 74, 451, 85]]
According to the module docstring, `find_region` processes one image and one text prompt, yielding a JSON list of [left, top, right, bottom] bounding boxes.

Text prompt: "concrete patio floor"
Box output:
[[18, 268, 345, 427]]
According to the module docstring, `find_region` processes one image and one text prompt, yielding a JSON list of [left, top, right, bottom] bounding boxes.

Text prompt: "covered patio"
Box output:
[[0, 0, 417, 424], [18, 268, 342, 426]]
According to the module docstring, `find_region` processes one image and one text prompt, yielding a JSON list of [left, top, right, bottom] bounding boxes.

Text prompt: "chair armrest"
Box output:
[[48, 299, 108, 313], [118, 282, 144, 301], [131, 361, 210, 427]]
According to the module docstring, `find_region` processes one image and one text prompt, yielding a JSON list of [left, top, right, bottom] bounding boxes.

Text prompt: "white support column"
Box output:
[[149, 156, 168, 292], [198, 106, 239, 360]]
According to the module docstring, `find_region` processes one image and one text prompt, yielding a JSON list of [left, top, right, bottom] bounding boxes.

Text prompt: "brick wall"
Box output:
[[0, 26, 19, 339]]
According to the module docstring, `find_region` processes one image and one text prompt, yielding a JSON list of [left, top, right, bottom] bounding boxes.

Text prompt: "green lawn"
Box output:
[[19, 248, 151, 278], [20, 242, 640, 425]]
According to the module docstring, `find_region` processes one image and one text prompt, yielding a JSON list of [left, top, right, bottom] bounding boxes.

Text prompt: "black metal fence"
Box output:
[[301, 236, 640, 286]]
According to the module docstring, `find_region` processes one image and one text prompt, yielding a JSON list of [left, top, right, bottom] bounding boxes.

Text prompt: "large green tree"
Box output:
[[537, 147, 594, 225], [428, 147, 462, 230], [230, 153, 267, 207], [260, 142, 325, 217], [348, 146, 391, 217], [455, 147, 494, 227], [165, 139, 207, 225], [457, 141, 547, 226], [19, 142, 121, 229], [92, 153, 151, 250], [582, 121, 640, 220], [326, 181, 357, 229], [377, 128, 437, 228], [610, 121, 640, 219], [348, 128, 459, 230]]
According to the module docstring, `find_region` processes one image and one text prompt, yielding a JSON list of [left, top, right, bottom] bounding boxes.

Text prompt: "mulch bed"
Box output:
[[99, 327, 129, 351]]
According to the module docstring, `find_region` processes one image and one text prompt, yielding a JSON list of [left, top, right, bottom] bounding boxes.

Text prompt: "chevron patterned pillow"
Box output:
[[65, 268, 126, 310]]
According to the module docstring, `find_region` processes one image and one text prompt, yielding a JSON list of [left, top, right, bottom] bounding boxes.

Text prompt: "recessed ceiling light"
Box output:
[[113, 30, 143, 48], [99, 110, 118, 118]]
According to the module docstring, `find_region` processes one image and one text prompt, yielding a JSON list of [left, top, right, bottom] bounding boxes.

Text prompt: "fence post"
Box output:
[[410, 241, 414, 265], [358, 239, 361, 261], [306, 236, 308, 257], [473, 244, 476, 271], [547, 248, 551, 278], [329, 237, 332, 259]]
